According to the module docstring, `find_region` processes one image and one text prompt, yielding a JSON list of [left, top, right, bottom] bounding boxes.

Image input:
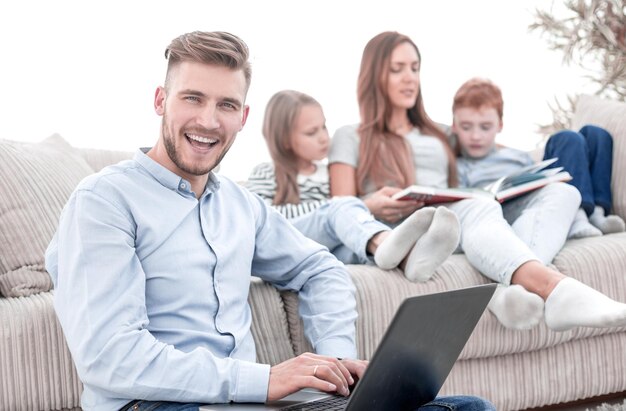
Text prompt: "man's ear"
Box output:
[[154, 86, 166, 116], [498, 119, 504, 133], [239, 105, 250, 130]]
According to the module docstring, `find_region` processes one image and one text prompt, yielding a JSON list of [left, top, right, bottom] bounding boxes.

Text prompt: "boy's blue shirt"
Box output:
[[457, 146, 534, 188]]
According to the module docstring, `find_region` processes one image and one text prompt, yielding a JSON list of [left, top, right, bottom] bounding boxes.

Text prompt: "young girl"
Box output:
[[245, 90, 461, 281], [328, 31, 626, 331]]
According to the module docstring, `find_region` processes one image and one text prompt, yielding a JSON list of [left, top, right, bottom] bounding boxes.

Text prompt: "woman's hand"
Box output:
[[364, 186, 424, 224]]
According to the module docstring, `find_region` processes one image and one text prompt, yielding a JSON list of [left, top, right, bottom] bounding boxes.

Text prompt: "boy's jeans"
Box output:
[[446, 181, 580, 284]]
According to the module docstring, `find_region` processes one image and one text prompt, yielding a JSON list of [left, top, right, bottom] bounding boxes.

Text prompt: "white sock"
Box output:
[[589, 205, 626, 234], [403, 207, 460, 282], [374, 207, 436, 269], [568, 208, 602, 239], [487, 284, 544, 330], [544, 277, 626, 331]]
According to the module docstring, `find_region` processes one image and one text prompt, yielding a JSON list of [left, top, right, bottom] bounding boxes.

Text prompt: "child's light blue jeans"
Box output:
[[290, 196, 388, 264]]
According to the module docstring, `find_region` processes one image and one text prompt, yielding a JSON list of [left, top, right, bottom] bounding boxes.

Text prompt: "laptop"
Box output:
[[200, 283, 496, 411]]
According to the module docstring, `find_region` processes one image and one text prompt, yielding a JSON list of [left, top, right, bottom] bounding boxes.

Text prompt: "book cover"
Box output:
[[391, 185, 494, 204]]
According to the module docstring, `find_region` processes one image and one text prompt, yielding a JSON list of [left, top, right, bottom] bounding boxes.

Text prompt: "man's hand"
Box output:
[[266, 352, 369, 402], [364, 186, 424, 224], [337, 357, 368, 384]]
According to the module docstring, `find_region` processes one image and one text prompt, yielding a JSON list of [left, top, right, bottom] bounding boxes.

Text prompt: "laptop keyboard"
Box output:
[[278, 395, 348, 410]]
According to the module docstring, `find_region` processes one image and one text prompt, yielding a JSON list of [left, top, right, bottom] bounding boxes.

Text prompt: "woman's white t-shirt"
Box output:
[[328, 124, 449, 195]]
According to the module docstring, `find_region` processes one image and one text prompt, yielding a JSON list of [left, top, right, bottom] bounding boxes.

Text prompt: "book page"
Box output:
[[495, 171, 572, 202], [484, 158, 559, 194]]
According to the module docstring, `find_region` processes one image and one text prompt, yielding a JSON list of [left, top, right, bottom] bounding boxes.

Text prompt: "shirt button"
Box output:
[[180, 183, 186, 190]]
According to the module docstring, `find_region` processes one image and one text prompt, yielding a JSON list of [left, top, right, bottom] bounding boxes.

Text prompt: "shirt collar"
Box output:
[[134, 148, 220, 197], [460, 145, 498, 161]]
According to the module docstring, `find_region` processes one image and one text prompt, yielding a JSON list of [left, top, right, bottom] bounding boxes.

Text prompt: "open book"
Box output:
[[392, 158, 573, 204]]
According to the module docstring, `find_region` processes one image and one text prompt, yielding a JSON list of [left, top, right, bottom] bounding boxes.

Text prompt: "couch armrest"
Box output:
[[571, 95, 626, 220]]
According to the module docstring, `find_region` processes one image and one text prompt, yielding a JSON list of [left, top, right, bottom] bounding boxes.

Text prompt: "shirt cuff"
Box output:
[[233, 361, 271, 403], [315, 337, 357, 360]]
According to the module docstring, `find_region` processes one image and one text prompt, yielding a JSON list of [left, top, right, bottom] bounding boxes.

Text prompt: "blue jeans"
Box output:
[[120, 395, 496, 410], [544, 125, 614, 216], [290, 196, 388, 264]]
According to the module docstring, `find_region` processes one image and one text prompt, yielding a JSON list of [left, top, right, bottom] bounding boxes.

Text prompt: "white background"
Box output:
[[0, 0, 593, 181]]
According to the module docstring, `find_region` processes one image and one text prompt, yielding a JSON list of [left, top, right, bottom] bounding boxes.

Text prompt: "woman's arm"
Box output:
[[329, 163, 422, 224], [329, 163, 358, 196]]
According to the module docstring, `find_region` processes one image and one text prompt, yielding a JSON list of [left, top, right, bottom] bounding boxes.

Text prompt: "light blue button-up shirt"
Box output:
[[45, 149, 357, 411]]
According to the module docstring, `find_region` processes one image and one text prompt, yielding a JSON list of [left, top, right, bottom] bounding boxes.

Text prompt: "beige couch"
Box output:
[[1, 94, 626, 411]]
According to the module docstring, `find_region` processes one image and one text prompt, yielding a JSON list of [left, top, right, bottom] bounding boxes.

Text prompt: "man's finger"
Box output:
[[340, 358, 368, 380], [310, 364, 349, 396]]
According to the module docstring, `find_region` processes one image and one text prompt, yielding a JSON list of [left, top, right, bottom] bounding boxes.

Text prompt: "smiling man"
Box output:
[[150, 51, 250, 196], [45, 31, 366, 411]]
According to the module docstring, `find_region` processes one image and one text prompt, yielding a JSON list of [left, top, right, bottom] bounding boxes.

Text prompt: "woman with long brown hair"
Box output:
[[329, 31, 626, 332]]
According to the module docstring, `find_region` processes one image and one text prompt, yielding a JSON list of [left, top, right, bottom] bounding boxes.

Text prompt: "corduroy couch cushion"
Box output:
[[0, 291, 82, 410], [0, 135, 95, 297]]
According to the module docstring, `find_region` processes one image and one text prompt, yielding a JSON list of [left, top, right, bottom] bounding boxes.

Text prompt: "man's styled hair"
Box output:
[[164, 31, 252, 91], [452, 77, 504, 121], [262, 90, 321, 205]]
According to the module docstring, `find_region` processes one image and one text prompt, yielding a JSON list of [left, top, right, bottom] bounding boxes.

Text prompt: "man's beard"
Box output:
[[161, 117, 228, 176]]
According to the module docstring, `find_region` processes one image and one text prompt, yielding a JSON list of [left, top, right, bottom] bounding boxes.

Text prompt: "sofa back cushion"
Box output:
[[78, 147, 134, 172], [571, 95, 626, 220], [0, 135, 95, 297]]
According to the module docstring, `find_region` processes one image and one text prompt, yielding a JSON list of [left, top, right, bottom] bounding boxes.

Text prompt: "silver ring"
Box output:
[[313, 365, 319, 377]]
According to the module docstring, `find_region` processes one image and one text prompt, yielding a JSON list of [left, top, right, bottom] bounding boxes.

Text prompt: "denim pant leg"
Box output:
[[120, 400, 202, 410], [502, 182, 580, 265], [580, 125, 614, 214], [544, 129, 595, 215], [121, 396, 496, 411], [418, 395, 496, 411], [444, 198, 537, 284], [290, 197, 389, 264]]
